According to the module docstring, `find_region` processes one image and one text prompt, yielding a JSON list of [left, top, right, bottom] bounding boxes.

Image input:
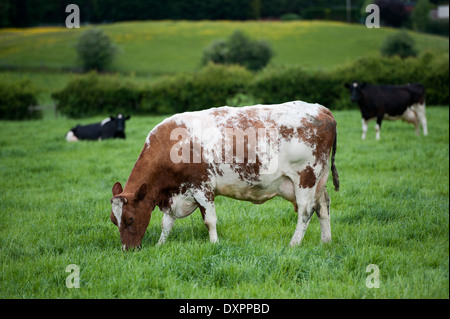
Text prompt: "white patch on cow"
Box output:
[[111, 197, 123, 227], [65, 131, 78, 142], [411, 102, 428, 136], [164, 190, 198, 219], [361, 119, 368, 140], [353, 82, 358, 88], [192, 187, 218, 243], [101, 117, 111, 126], [375, 123, 381, 140]]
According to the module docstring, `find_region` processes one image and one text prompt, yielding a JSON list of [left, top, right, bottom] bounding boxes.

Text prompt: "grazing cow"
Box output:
[[65, 114, 130, 142], [344, 82, 427, 140], [110, 101, 339, 250]]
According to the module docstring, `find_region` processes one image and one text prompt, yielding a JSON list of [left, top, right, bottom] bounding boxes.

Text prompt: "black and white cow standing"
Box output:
[[344, 82, 428, 140], [66, 114, 130, 142]]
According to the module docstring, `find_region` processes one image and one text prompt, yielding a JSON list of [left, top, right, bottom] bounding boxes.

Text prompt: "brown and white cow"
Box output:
[[110, 101, 339, 250]]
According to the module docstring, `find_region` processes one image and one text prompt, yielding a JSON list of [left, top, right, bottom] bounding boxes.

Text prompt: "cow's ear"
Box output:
[[360, 82, 367, 89], [112, 182, 123, 196], [344, 83, 351, 89], [135, 183, 147, 202], [125, 115, 131, 120], [109, 116, 116, 121]]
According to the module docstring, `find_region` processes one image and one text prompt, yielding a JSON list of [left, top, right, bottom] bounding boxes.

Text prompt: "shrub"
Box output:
[[51, 72, 140, 118], [419, 52, 449, 105], [380, 31, 418, 59], [140, 63, 253, 114], [0, 79, 40, 120], [425, 19, 449, 37], [76, 28, 117, 72], [226, 93, 259, 107], [249, 65, 341, 107], [202, 30, 273, 72]]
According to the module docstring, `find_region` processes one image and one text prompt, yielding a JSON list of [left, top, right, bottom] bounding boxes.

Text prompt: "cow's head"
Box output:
[[110, 114, 130, 138], [110, 182, 153, 250], [344, 82, 366, 103]]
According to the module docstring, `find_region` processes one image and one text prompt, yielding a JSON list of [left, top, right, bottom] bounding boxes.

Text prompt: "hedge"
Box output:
[[52, 72, 141, 118], [52, 51, 448, 118], [250, 51, 448, 109], [0, 79, 40, 120], [140, 63, 253, 114]]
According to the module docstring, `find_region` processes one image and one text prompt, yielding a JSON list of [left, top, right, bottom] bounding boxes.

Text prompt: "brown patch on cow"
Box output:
[[217, 108, 278, 183], [279, 125, 295, 141], [122, 119, 214, 212], [279, 108, 337, 171], [298, 165, 316, 189], [211, 107, 229, 118], [298, 110, 337, 168]]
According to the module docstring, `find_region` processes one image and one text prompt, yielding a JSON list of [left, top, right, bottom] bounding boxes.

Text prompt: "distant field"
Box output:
[[1, 20, 448, 74], [1, 20, 448, 106], [0, 107, 448, 298]]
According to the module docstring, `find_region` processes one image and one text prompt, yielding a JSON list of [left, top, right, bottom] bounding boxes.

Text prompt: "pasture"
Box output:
[[1, 21, 449, 73], [0, 107, 448, 298]]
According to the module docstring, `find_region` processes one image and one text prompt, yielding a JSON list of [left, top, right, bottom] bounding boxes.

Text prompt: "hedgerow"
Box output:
[[0, 79, 40, 120], [52, 51, 448, 118]]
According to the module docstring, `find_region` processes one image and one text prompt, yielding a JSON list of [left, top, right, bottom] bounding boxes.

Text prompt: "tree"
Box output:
[[76, 28, 117, 72], [202, 30, 273, 72], [412, 0, 432, 32], [380, 31, 418, 59]]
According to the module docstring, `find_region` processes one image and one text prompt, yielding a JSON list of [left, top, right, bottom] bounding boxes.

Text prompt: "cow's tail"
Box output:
[[331, 128, 340, 192]]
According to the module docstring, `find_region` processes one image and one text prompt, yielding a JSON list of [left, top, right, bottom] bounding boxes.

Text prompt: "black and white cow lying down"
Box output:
[[66, 114, 130, 142], [344, 82, 428, 140]]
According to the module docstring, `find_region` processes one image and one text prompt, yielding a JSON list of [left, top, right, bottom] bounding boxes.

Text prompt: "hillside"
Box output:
[[1, 20, 448, 75]]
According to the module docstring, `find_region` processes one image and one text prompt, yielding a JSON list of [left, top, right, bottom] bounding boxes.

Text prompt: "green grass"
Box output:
[[0, 107, 448, 298]]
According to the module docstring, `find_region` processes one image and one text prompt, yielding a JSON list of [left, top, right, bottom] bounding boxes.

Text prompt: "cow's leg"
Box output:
[[199, 204, 218, 243], [315, 188, 331, 243], [157, 213, 175, 245], [402, 108, 420, 135], [361, 119, 368, 140], [375, 115, 383, 140], [194, 191, 218, 243], [290, 187, 316, 247], [415, 102, 428, 136]]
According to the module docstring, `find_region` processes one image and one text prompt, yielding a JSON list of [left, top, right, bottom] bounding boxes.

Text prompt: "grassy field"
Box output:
[[1, 21, 448, 74], [0, 106, 448, 299]]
